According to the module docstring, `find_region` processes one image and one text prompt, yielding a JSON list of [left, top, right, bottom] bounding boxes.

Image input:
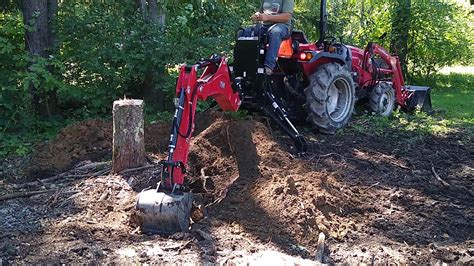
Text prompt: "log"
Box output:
[[112, 99, 145, 173], [0, 189, 56, 202]]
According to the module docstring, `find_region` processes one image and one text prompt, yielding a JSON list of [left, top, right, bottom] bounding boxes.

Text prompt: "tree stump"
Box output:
[[112, 99, 145, 173]]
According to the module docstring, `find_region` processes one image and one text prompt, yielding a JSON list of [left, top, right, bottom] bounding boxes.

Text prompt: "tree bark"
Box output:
[[157, 1, 166, 31], [149, 0, 158, 23], [390, 0, 411, 76], [137, 0, 147, 19], [150, 0, 166, 31], [112, 99, 146, 174], [22, 0, 58, 117], [136, 0, 165, 30]]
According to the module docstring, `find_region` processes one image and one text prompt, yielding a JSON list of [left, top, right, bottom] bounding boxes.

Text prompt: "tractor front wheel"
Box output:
[[369, 82, 396, 116], [305, 63, 356, 134]]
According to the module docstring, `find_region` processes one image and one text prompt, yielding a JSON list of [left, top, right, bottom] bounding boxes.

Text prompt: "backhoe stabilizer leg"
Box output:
[[262, 90, 308, 154]]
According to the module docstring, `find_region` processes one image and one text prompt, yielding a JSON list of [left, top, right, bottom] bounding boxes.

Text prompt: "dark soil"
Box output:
[[1, 112, 473, 264]]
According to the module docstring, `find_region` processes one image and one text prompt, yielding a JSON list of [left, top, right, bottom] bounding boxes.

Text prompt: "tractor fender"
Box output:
[[301, 45, 352, 76]]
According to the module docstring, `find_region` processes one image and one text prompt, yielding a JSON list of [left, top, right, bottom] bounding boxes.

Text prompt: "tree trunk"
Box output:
[[22, 0, 58, 117], [149, 0, 158, 23], [112, 99, 146, 174], [137, 0, 165, 30], [157, 1, 166, 31], [391, 0, 411, 77], [137, 0, 147, 19], [149, 0, 166, 30]]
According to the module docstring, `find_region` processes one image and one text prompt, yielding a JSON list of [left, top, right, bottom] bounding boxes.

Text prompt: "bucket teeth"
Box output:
[[135, 189, 193, 234]]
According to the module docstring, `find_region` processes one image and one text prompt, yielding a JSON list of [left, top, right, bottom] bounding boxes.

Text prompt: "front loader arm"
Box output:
[[160, 55, 241, 192], [363, 42, 410, 107]]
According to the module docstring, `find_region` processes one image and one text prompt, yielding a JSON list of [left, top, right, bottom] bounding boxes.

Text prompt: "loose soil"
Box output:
[[0, 112, 472, 264]]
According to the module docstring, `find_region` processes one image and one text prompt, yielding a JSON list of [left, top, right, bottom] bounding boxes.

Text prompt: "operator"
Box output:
[[246, 0, 295, 75]]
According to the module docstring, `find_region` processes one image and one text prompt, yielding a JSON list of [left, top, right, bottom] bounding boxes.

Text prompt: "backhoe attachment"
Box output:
[[135, 55, 241, 234]]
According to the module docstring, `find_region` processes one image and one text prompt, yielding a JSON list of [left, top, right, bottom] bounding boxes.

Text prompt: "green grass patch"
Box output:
[[422, 73, 473, 129]]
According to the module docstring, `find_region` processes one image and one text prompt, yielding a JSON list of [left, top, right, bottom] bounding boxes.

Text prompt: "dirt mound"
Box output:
[[28, 119, 112, 178], [27, 120, 174, 179], [187, 118, 364, 253], [27, 112, 226, 179]]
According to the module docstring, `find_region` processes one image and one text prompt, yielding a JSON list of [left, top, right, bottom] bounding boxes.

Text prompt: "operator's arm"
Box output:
[[252, 12, 292, 24]]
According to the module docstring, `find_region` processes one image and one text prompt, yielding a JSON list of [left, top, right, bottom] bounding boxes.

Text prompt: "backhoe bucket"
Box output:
[[135, 189, 193, 234], [404, 85, 432, 112]]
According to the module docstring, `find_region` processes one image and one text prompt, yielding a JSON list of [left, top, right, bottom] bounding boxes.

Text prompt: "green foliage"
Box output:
[[0, 0, 473, 158], [296, 0, 473, 77], [0, 11, 29, 133], [57, 1, 170, 116], [407, 1, 473, 77], [165, 1, 255, 61]]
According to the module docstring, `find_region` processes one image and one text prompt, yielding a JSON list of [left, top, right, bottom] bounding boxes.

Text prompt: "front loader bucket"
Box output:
[[135, 189, 193, 234], [404, 85, 432, 112]]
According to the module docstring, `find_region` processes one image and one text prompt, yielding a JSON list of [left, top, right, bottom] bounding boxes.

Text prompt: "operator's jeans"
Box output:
[[239, 23, 290, 70]]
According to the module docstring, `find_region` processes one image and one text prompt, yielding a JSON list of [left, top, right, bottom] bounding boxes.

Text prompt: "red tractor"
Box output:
[[136, 0, 432, 234]]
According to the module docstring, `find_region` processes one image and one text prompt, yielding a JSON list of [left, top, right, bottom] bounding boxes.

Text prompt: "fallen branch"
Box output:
[[162, 240, 192, 251], [12, 173, 66, 189], [73, 161, 111, 172], [119, 165, 156, 175], [363, 182, 380, 192], [193, 229, 213, 241], [0, 189, 56, 202], [61, 167, 111, 179], [388, 160, 411, 170], [12, 166, 111, 190], [431, 166, 450, 187], [309, 152, 342, 161]]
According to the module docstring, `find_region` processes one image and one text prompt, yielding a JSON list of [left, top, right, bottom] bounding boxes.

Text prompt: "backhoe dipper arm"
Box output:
[[363, 42, 409, 106], [159, 55, 241, 192]]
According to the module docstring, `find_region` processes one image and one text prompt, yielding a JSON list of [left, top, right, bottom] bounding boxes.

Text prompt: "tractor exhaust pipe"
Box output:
[[317, 0, 328, 46]]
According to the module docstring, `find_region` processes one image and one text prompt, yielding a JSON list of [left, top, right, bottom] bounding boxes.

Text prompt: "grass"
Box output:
[[350, 72, 474, 137], [428, 73, 473, 128]]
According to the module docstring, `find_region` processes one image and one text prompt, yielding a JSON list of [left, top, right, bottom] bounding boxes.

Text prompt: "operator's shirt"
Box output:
[[260, 0, 295, 26]]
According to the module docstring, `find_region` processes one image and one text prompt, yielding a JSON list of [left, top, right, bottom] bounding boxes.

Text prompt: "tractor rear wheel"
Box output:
[[304, 63, 356, 134], [369, 82, 395, 116]]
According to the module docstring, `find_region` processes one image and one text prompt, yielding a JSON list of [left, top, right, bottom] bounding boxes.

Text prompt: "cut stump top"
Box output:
[[113, 99, 144, 108]]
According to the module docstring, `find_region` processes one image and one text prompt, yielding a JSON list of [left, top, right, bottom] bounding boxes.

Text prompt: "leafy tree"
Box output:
[[391, 0, 411, 76], [0, 0, 473, 157], [21, 0, 60, 117], [407, 0, 473, 77]]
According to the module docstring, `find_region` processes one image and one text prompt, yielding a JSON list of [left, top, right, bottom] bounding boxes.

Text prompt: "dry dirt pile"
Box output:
[[188, 119, 367, 250], [27, 119, 170, 178]]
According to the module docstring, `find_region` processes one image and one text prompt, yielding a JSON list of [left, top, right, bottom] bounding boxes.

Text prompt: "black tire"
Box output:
[[304, 63, 356, 134], [369, 82, 396, 116]]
